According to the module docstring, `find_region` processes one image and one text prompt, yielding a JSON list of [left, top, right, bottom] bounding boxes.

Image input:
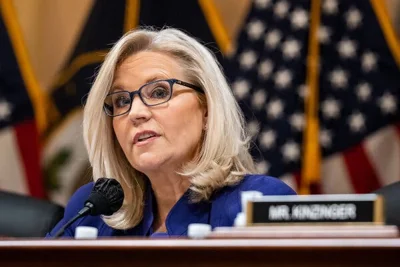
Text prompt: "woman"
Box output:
[[47, 28, 295, 238]]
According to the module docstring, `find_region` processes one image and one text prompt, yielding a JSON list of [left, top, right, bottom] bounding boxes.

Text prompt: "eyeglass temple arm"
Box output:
[[175, 80, 204, 93]]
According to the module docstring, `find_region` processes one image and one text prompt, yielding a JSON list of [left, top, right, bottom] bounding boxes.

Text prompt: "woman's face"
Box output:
[[111, 51, 206, 176]]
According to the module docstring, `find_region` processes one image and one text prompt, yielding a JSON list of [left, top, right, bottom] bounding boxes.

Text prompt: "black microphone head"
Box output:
[[85, 178, 124, 216]]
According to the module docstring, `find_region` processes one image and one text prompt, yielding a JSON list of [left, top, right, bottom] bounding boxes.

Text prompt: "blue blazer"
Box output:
[[46, 174, 296, 238]]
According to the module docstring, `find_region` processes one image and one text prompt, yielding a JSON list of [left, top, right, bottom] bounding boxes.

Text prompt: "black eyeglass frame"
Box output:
[[103, 78, 204, 117]]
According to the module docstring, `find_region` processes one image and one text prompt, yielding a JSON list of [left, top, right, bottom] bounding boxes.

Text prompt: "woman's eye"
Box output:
[[114, 95, 130, 108], [150, 87, 169, 99]]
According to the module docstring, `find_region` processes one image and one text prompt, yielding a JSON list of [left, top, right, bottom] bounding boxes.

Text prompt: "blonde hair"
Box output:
[[83, 27, 256, 229]]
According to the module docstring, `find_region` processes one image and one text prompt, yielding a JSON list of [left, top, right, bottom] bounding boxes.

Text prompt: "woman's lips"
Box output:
[[134, 135, 159, 146], [133, 130, 160, 145]]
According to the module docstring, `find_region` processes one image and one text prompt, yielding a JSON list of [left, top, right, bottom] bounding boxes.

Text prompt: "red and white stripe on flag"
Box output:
[[0, 120, 45, 198], [283, 122, 400, 193], [0, 1, 47, 199]]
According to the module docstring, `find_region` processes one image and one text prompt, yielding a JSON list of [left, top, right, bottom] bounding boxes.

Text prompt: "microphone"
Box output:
[[52, 178, 124, 238]]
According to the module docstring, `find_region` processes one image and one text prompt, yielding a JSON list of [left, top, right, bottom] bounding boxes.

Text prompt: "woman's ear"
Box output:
[[203, 107, 208, 130]]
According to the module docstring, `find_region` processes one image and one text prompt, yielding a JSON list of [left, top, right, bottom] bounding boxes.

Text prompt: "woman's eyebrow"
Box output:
[[109, 84, 124, 92], [144, 74, 168, 83], [110, 74, 170, 92]]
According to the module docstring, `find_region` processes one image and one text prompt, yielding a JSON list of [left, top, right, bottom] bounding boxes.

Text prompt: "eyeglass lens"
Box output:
[[104, 80, 172, 116]]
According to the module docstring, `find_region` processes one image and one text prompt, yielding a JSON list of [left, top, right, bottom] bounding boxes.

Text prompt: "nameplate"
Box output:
[[246, 194, 384, 225]]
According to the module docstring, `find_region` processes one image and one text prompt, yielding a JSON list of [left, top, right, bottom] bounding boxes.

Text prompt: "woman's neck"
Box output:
[[148, 173, 191, 232]]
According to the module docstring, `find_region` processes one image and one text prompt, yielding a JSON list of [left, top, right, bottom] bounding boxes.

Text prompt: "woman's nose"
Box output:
[[128, 94, 151, 124]]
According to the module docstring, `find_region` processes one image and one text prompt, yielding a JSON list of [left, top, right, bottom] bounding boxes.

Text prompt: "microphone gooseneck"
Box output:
[[52, 178, 124, 238]]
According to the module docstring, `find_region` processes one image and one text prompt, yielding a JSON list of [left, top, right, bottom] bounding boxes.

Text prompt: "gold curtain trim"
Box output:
[[370, 0, 400, 67], [0, 0, 51, 134], [124, 0, 139, 33], [300, 0, 322, 195], [198, 0, 232, 55]]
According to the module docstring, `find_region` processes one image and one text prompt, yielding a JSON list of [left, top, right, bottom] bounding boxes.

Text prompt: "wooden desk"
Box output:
[[1, 238, 400, 267]]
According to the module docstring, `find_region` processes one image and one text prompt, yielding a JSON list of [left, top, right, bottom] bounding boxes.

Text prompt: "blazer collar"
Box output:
[[165, 190, 211, 236], [113, 180, 211, 237], [143, 181, 211, 236]]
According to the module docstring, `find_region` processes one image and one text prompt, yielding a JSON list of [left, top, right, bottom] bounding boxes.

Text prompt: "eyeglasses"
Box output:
[[103, 78, 203, 117]]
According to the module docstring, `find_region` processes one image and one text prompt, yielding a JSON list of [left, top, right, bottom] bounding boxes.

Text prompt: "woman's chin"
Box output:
[[131, 156, 167, 173]]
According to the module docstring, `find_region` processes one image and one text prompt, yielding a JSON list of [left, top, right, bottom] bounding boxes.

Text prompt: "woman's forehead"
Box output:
[[117, 52, 182, 76], [111, 51, 185, 90]]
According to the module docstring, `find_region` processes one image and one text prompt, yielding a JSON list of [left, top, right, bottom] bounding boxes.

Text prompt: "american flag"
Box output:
[[224, 0, 400, 194], [0, 1, 45, 198]]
